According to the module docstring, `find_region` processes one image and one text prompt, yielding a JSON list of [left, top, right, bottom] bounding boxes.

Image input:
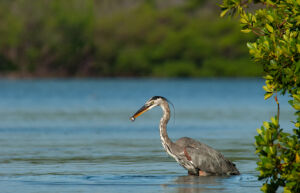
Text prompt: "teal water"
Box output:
[[0, 79, 294, 193]]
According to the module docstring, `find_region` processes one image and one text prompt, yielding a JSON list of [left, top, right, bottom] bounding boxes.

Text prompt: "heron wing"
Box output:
[[176, 137, 239, 175], [185, 145, 226, 174]]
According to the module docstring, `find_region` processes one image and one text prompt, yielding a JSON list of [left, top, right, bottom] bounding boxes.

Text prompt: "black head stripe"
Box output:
[[151, 96, 166, 101]]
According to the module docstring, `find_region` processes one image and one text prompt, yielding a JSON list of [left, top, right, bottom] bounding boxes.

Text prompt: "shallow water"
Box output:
[[0, 79, 293, 192]]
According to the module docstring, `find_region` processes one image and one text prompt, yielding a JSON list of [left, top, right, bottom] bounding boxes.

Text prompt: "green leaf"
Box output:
[[263, 75, 273, 80], [264, 92, 273, 100], [283, 187, 292, 193], [266, 23, 274, 33], [261, 183, 268, 192], [263, 85, 273, 92], [270, 60, 277, 66], [263, 41, 269, 48], [297, 44, 300, 53], [293, 94, 300, 102], [293, 100, 300, 110], [247, 42, 256, 50], [257, 128, 262, 135], [240, 17, 248, 24], [263, 121, 270, 129], [220, 9, 229, 17], [266, 15, 274, 22], [241, 29, 251, 33], [271, 117, 277, 125]]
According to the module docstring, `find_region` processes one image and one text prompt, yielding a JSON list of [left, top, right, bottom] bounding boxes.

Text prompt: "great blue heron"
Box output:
[[130, 96, 240, 176]]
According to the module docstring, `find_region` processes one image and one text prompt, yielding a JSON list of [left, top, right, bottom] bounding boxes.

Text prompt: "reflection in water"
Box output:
[[172, 175, 224, 193], [161, 174, 261, 193], [175, 175, 221, 185]]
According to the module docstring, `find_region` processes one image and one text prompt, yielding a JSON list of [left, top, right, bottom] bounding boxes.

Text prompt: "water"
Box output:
[[0, 78, 294, 193]]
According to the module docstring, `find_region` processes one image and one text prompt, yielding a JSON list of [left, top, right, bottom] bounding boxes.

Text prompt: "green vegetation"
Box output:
[[0, 0, 261, 77], [221, 0, 300, 192]]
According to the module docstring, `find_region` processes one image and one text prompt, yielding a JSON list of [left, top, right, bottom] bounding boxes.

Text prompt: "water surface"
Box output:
[[0, 79, 293, 192]]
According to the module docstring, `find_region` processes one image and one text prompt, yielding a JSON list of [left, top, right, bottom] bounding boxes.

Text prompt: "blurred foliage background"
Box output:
[[0, 0, 261, 77]]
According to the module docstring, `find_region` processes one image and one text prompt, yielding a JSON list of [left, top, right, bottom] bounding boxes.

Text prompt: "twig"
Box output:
[[274, 93, 280, 123], [251, 28, 265, 36], [278, 20, 287, 28]]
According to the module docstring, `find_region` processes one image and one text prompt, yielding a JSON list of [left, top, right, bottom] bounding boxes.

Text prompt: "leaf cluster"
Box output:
[[221, 0, 300, 192]]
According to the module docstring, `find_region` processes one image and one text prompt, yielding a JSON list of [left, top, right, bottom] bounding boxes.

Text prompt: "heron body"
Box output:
[[130, 96, 240, 176]]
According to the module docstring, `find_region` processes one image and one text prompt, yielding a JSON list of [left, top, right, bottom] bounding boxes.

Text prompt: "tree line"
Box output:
[[0, 0, 261, 77]]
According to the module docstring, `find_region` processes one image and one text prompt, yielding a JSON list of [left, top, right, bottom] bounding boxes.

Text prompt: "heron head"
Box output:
[[130, 96, 166, 121]]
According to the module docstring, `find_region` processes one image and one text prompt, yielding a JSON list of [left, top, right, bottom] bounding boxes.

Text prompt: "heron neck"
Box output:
[[159, 102, 172, 147]]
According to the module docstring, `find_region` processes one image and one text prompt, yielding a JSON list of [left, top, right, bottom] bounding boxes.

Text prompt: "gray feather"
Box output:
[[175, 137, 240, 175]]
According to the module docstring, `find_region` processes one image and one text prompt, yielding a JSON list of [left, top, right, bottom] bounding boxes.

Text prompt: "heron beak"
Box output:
[[130, 104, 150, 121]]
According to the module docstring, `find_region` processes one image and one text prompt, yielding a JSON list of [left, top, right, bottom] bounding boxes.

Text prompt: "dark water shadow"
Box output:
[[161, 174, 260, 193], [163, 175, 226, 193]]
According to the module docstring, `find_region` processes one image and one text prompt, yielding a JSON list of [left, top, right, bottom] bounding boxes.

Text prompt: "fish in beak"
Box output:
[[130, 104, 151, 121]]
